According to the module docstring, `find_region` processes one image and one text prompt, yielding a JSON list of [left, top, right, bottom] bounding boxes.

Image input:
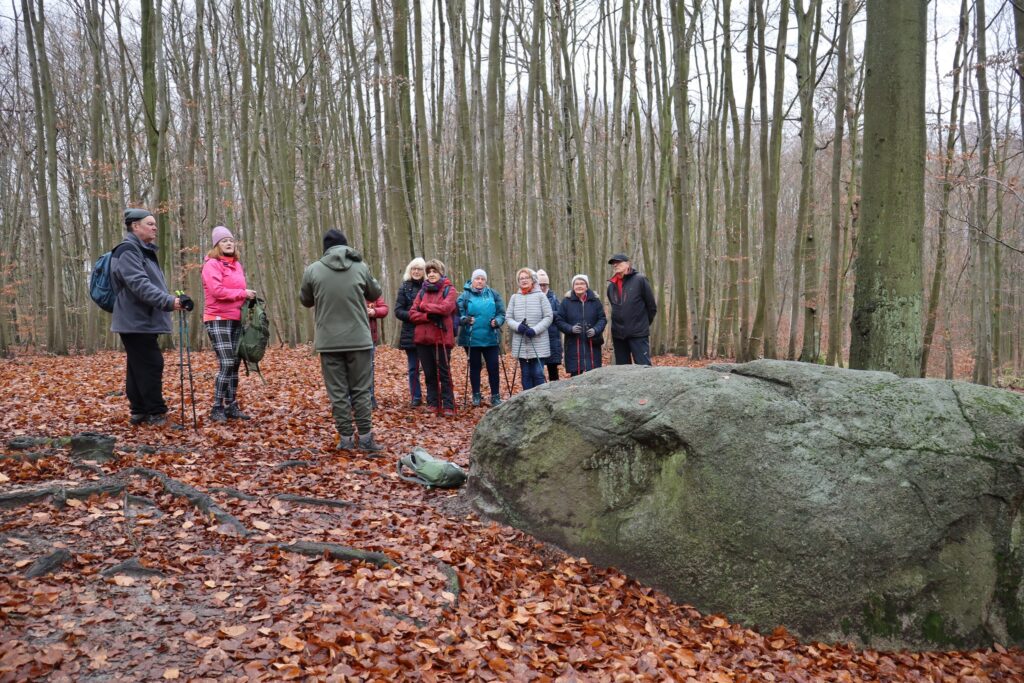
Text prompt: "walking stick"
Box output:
[[498, 344, 512, 398], [462, 346, 471, 408], [180, 310, 198, 430], [178, 312, 186, 427], [184, 315, 198, 429]]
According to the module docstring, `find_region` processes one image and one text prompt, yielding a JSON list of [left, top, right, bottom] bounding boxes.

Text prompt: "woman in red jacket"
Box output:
[[408, 260, 458, 415], [201, 226, 256, 422]]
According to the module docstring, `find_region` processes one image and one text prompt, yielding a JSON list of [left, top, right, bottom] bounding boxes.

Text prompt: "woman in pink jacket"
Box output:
[[201, 226, 256, 422]]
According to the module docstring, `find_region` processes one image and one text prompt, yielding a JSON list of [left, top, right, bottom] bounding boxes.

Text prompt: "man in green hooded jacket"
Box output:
[[300, 230, 384, 451]]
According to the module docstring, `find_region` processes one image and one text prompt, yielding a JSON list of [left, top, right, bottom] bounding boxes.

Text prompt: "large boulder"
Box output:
[[466, 360, 1024, 650]]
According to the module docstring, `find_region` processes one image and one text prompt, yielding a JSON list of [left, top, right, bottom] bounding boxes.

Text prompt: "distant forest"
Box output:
[[1, 0, 1021, 384]]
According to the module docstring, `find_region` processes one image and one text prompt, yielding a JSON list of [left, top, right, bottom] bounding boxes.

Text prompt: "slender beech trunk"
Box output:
[[826, 0, 852, 366], [921, 0, 968, 376]]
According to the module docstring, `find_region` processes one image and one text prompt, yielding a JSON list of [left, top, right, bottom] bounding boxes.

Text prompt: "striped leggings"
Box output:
[[205, 320, 241, 408]]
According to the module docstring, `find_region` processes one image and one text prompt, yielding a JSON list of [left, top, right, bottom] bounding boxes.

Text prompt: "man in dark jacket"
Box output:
[[111, 208, 184, 426], [606, 253, 657, 366], [300, 229, 384, 452]]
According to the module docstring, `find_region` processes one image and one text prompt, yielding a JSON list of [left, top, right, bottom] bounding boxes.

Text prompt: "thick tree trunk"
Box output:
[[849, 0, 925, 376]]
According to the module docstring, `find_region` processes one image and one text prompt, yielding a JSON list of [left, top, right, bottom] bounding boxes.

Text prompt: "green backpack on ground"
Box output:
[[236, 297, 270, 381], [397, 447, 467, 489]]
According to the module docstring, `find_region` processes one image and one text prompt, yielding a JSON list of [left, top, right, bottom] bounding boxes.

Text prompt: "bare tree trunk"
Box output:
[[746, 0, 789, 360], [796, 0, 822, 363], [971, 0, 993, 386], [826, 0, 853, 366], [921, 0, 968, 376], [22, 0, 66, 354], [849, 0, 925, 376]]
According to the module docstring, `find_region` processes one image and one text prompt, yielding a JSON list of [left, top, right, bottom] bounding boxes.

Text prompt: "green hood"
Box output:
[[320, 245, 363, 271]]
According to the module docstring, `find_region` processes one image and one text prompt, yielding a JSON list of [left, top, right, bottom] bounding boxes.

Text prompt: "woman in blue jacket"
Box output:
[[457, 269, 506, 406], [555, 274, 607, 376]]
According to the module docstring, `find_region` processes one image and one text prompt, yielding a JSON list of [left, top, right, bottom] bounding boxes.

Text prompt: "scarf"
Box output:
[[610, 273, 624, 298]]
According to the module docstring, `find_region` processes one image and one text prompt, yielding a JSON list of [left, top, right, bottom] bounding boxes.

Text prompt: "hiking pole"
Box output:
[[576, 332, 583, 377], [176, 291, 198, 430], [462, 346, 471, 408], [178, 311, 186, 428], [498, 345, 511, 398], [183, 315, 198, 429]]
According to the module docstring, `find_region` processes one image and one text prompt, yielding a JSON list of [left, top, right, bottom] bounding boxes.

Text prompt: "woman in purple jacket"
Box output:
[[201, 226, 256, 422]]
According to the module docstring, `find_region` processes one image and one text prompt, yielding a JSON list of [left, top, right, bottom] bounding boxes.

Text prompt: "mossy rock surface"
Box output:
[[467, 360, 1024, 649]]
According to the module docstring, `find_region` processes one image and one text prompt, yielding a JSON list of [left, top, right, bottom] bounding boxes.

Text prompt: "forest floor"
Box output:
[[0, 346, 1021, 682]]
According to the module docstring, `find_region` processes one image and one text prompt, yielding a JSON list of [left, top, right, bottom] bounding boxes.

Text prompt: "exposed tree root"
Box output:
[[209, 487, 260, 502], [101, 557, 165, 578], [435, 560, 460, 610], [0, 451, 54, 463], [24, 549, 72, 578], [0, 468, 250, 536], [276, 541, 395, 568], [124, 468, 249, 536]]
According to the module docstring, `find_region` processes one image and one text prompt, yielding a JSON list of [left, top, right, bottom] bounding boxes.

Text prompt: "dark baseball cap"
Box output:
[[607, 253, 629, 264]]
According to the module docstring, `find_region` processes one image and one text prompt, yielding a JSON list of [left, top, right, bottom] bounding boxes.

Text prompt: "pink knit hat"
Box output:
[[211, 225, 233, 246]]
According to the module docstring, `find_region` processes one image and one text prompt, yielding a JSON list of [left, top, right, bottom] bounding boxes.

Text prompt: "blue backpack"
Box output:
[[89, 243, 142, 313]]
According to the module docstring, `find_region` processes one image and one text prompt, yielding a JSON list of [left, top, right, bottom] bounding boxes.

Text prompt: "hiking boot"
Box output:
[[209, 406, 227, 423], [337, 434, 356, 450], [145, 413, 168, 427], [130, 413, 147, 426], [442, 407, 456, 418], [225, 403, 251, 420], [490, 394, 502, 407], [411, 398, 422, 408], [471, 393, 482, 407], [358, 432, 385, 453]]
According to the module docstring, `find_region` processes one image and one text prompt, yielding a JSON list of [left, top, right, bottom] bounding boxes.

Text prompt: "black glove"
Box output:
[[517, 322, 528, 334], [525, 327, 537, 338], [586, 328, 596, 338], [572, 324, 583, 334]]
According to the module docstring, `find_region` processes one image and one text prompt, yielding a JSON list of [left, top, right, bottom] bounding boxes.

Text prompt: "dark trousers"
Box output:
[[613, 336, 652, 366], [120, 333, 167, 416], [417, 345, 454, 409], [545, 362, 560, 381], [468, 345, 500, 396], [320, 350, 374, 436], [405, 348, 423, 402], [519, 358, 546, 390]]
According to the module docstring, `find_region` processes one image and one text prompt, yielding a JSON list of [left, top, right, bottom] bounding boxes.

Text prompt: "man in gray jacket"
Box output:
[[111, 208, 184, 426], [300, 229, 384, 452]]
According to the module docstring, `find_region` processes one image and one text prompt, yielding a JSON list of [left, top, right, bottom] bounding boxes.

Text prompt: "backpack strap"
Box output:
[[397, 455, 433, 488]]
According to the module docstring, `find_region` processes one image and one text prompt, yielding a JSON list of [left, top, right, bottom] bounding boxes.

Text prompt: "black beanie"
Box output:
[[124, 208, 153, 230], [323, 229, 348, 252]]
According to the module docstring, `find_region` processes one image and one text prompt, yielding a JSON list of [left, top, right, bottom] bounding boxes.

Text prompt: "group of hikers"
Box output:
[[107, 209, 658, 450]]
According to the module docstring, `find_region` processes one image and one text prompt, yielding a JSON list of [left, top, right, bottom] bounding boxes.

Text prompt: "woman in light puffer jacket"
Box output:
[[505, 268, 553, 391]]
